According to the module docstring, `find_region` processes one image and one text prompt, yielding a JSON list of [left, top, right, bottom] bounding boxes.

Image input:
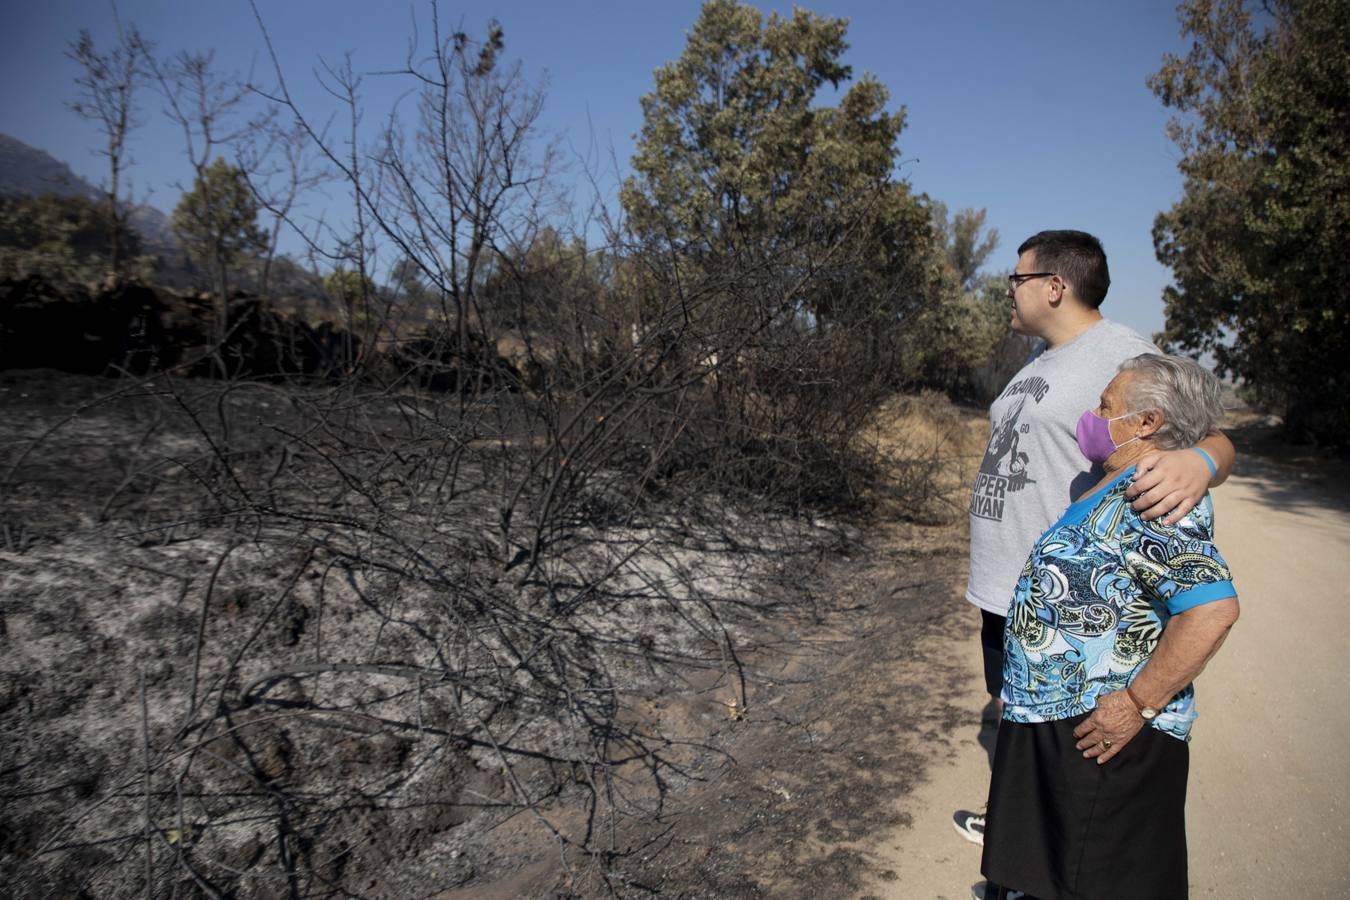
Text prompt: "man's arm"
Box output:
[[1071, 596, 1239, 764], [1126, 430, 1236, 524]]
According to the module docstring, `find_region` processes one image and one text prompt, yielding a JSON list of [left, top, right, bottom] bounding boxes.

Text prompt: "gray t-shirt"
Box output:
[[966, 318, 1158, 616]]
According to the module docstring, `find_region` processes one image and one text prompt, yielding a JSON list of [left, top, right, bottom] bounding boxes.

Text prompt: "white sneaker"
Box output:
[[952, 808, 986, 846]]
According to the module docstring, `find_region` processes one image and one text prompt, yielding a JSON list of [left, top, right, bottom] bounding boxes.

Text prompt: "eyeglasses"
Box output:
[[1007, 272, 1057, 291]]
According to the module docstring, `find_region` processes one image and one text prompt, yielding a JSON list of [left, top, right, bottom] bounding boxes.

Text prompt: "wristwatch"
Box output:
[[1126, 685, 1159, 721]]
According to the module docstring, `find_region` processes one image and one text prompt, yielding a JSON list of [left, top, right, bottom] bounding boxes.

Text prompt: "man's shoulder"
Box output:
[[1037, 320, 1157, 379], [1082, 319, 1159, 357]]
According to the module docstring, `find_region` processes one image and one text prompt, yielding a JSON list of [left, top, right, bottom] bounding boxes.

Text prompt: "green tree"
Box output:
[[386, 257, 435, 331], [322, 267, 373, 304], [931, 202, 1000, 292], [1150, 0, 1350, 443], [322, 266, 376, 359], [0, 193, 144, 283], [919, 203, 1017, 398], [172, 157, 265, 290], [620, 0, 940, 328], [388, 257, 429, 303], [616, 0, 977, 505], [173, 157, 266, 346]]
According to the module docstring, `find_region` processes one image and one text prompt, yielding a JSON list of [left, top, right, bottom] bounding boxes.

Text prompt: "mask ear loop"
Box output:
[[1106, 410, 1148, 454]]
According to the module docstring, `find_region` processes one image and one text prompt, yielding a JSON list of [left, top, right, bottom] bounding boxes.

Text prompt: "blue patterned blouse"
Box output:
[[1002, 466, 1236, 742]]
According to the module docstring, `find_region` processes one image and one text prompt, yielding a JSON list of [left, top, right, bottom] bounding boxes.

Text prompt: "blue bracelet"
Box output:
[[1190, 447, 1217, 477]]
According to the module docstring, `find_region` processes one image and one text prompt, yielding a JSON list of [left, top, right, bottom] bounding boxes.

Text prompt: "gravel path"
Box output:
[[869, 466, 1350, 899]]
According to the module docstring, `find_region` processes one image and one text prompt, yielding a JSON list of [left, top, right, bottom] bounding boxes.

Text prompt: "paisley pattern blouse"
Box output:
[[1002, 466, 1236, 741]]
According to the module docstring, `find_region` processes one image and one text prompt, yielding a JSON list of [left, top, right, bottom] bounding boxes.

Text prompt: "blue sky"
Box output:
[[2, 0, 1192, 339]]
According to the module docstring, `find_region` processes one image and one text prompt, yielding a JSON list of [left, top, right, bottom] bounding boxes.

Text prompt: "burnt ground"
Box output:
[[593, 529, 974, 900], [0, 369, 979, 899], [444, 523, 974, 900]]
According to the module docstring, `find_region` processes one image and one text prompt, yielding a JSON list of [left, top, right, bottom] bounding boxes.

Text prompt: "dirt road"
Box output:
[[869, 465, 1350, 898]]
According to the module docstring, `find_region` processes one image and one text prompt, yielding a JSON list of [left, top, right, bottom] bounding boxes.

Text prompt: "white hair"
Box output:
[[1118, 354, 1224, 450]]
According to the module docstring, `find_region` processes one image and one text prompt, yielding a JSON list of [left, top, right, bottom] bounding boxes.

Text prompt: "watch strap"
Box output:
[[1126, 685, 1158, 719]]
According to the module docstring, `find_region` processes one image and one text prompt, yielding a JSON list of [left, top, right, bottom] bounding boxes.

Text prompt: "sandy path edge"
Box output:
[[868, 472, 1350, 899]]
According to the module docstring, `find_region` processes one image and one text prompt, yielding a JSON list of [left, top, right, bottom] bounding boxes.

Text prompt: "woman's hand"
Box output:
[[1073, 691, 1146, 765], [1124, 449, 1211, 524]]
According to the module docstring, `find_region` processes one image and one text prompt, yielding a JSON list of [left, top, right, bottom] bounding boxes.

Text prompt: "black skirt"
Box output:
[[981, 714, 1190, 900]]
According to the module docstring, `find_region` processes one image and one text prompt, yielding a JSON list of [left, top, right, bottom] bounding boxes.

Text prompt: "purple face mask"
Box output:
[[1075, 408, 1140, 464]]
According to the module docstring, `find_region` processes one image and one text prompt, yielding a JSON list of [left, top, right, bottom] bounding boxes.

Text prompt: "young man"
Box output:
[[955, 231, 1235, 856]]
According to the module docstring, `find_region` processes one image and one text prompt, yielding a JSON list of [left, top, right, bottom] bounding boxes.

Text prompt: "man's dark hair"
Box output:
[[1017, 230, 1110, 308]]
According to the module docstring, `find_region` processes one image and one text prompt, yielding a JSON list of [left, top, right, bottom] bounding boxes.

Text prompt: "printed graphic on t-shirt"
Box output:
[[970, 375, 1049, 522]]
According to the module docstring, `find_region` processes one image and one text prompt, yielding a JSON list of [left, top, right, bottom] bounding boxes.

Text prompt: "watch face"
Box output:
[[1142, 707, 1159, 721]]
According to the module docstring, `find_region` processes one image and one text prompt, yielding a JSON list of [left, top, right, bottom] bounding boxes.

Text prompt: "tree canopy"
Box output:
[[620, 0, 943, 327], [1150, 0, 1350, 444], [0, 193, 143, 283], [172, 157, 265, 289], [629, 5, 928, 284], [931, 202, 1000, 293], [622, 1, 880, 251]]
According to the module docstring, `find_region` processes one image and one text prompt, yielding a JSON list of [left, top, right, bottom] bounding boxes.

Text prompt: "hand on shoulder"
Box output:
[[1125, 448, 1213, 524]]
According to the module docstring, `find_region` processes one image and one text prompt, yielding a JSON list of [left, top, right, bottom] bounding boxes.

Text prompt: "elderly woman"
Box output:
[[980, 354, 1239, 900]]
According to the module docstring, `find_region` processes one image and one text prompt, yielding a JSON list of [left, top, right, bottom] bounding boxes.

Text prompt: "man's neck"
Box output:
[[1040, 308, 1104, 350]]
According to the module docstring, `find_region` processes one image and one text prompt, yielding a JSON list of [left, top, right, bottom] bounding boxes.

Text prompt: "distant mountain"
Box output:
[[125, 201, 174, 248], [0, 134, 101, 200], [0, 133, 175, 247]]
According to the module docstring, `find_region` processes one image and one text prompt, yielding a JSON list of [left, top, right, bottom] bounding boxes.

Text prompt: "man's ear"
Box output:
[[1048, 275, 1062, 303], [1048, 274, 1069, 306]]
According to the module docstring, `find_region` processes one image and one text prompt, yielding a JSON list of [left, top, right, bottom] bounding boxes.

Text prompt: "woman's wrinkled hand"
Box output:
[[1073, 691, 1146, 765], [1125, 448, 1211, 524]]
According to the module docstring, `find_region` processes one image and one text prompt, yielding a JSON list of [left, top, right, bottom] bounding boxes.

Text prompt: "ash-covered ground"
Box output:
[[1, 370, 980, 898]]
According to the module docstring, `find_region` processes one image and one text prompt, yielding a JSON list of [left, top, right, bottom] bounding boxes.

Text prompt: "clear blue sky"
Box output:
[[3, 0, 1192, 339]]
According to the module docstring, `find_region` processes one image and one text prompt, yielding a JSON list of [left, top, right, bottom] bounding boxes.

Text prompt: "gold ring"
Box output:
[[1102, 740, 1113, 750]]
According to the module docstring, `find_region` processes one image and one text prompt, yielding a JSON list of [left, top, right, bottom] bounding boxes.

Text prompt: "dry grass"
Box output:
[[853, 390, 988, 527]]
